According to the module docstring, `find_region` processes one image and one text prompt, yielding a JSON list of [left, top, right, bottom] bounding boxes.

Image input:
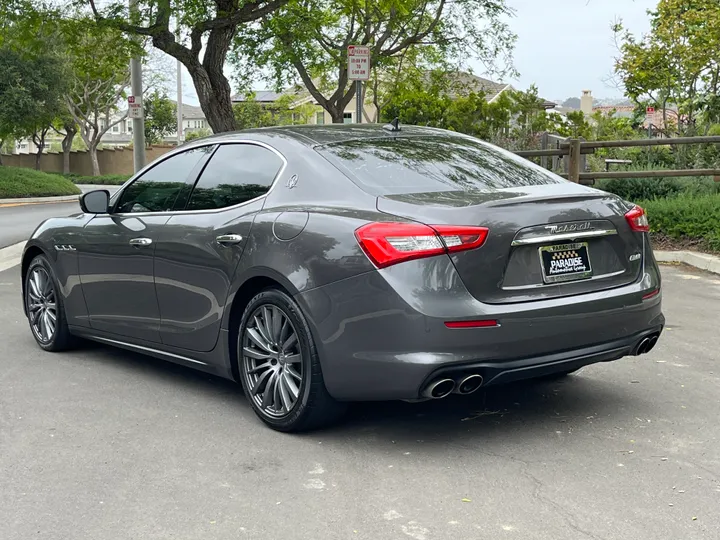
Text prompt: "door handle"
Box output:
[[216, 234, 243, 245], [129, 238, 153, 247]]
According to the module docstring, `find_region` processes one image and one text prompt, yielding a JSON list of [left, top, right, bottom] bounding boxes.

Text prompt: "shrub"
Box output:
[[0, 166, 81, 198], [64, 174, 130, 185], [597, 177, 720, 201], [641, 194, 720, 253]]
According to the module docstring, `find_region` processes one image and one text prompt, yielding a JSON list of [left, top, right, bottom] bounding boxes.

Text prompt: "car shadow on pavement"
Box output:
[[76, 341, 642, 445]]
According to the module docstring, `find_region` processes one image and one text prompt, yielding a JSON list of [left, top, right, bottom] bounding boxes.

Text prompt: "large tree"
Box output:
[[82, 0, 289, 133], [613, 0, 720, 135], [61, 17, 138, 175], [233, 0, 516, 123], [144, 90, 177, 144], [0, 45, 67, 169]]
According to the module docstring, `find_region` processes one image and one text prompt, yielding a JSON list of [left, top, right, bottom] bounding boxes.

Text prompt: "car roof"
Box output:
[[191, 124, 456, 147]]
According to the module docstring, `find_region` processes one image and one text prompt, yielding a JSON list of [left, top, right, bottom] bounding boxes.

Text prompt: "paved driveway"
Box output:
[[0, 264, 718, 540]]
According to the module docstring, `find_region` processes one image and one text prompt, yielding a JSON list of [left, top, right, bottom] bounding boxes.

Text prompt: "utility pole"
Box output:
[[176, 58, 183, 145], [355, 81, 362, 124], [129, 0, 145, 171], [176, 21, 183, 146]]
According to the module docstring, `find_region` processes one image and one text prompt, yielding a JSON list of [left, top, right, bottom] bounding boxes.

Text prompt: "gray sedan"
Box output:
[[21, 124, 664, 431]]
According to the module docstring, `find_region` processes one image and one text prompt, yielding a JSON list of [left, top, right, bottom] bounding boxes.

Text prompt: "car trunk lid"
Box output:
[[376, 184, 643, 304]]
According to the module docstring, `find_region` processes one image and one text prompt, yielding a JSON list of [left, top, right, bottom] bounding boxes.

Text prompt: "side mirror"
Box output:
[[79, 190, 110, 214]]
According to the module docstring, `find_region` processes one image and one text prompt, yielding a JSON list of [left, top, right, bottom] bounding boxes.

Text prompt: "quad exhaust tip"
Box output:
[[422, 374, 484, 399], [635, 333, 660, 356], [421, 378, 455, 399], [453, 374, 484, 395]]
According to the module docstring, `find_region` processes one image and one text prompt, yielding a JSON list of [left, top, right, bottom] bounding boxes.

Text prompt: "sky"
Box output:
[[175, 0, 659, 107], [479, 0, 658, 102]]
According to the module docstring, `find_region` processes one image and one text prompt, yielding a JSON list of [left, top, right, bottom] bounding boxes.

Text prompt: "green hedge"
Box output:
[[0, 166, 81, 198], [597, 177, 720, 202], [641, 194, 720, 253], [64, 174, 131, 185]]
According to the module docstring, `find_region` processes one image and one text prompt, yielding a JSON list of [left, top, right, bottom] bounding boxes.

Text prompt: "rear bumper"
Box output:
[[421, 325, 663, 389], [296, 254, 664, 401]]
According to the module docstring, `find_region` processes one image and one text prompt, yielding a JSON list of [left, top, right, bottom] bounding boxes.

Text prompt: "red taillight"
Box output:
[[354, 222, 489, 269], [625, 205, 649, 232], [445, 319, 498, 329], [642, 289, 660, 300]]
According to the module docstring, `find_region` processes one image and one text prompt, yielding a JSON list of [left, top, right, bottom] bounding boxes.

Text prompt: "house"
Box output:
[[580, 90, 679, 130]]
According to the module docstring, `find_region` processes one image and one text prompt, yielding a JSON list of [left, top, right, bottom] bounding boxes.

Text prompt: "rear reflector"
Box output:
[[642, 289, 660, 300], [625, 205, 649, 232], [355, 222, 489, 268], [445, 320, 499, 329]]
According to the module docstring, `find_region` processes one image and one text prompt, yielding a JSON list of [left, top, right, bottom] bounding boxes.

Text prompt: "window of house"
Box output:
[[343, 112, 353, 124], [127, 121, 133, 132], [112, 125, 119, 133], [316, 112, 325, 125], [115, 146, 214, 213], [185, 144, 284, 211]]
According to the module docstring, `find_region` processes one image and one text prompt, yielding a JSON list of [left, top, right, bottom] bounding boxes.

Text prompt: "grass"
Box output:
[[0, 166, 81, 199], [64, 174, 131, 185], [641, 194, 720, 253]]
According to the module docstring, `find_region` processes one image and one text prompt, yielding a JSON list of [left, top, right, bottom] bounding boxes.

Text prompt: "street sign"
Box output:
[[128, 96, 143, 119], [347, 45, 370, 81], [646, 106, 655, 114]]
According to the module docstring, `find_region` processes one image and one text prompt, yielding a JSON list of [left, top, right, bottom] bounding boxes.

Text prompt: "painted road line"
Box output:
[[0, 241, 26, 272]]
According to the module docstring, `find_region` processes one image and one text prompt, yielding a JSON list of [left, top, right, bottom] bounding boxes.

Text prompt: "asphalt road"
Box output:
[[1, 264, 719, 540], [0, 201, 79, 248]]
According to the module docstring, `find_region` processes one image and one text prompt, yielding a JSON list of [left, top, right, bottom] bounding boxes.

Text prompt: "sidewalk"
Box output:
[[0, 185, 121, 206]]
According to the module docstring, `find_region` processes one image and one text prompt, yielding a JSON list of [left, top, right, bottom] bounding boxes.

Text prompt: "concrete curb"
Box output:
[[655, 250, 720, 275], [0, 185, 120, 205]]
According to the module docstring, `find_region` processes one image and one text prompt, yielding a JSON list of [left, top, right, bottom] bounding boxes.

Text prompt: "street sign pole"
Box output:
[[129, 0, 145, 171], [347, 45, 370, 124], [356, 81, 362, 124]]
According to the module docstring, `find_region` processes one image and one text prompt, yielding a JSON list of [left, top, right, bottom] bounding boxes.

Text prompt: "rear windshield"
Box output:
[[318, 135, 565, 196]]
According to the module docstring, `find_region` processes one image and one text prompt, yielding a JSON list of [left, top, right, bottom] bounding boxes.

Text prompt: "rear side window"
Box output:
[[115, 146, 212, 213], [186, 144, 283, 211], [318, 135, 565, 195]]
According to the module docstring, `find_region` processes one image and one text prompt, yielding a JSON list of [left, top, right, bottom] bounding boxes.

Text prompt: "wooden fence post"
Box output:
[[568, 138, 581, 183]]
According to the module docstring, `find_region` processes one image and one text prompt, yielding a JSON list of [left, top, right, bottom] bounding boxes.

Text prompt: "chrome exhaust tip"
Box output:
[[453, 374, 484, 395], [635, 337, 650, 356], [421, 378, 455, 399]]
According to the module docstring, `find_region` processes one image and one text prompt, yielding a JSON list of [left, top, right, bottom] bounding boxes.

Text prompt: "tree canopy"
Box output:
[[613, 0, 720, 135], [233, 0, 516, 123]]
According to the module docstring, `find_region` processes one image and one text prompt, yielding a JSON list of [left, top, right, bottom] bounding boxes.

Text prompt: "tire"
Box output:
[[237, 288, 346, 432], [24, 254, 76, 352]]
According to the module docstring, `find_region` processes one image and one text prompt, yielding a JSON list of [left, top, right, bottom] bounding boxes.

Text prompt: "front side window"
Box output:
[[115, 146, 212, 213], [185, 144, 283, 211]]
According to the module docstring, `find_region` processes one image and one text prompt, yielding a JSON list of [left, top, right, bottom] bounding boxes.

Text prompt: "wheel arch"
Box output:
[[20, 244, 49, 315], [225, 270, 298, 382]]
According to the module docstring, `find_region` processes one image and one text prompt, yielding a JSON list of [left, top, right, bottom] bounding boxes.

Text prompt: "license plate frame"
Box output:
[[539, 242, 593, 284]]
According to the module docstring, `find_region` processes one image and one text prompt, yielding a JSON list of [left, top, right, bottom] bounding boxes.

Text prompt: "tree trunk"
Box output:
[[61, 126, 76, 175], [190, 67, 237, 133], [35, 145, 43, 170], [330, 109, 345, 124], [0, 139, 4, 166], [89, 144, 100, 176]]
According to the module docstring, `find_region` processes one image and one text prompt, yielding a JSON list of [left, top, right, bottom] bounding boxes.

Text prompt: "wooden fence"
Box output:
[[515, 135, 720, 183]]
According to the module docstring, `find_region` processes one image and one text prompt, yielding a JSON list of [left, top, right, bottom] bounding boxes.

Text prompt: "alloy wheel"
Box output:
[[242, 305, 303, 418], [27, 266, 57, 343]]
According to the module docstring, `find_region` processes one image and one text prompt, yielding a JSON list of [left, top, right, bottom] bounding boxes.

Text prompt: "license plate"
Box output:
[[539, 242, 592, 284]]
